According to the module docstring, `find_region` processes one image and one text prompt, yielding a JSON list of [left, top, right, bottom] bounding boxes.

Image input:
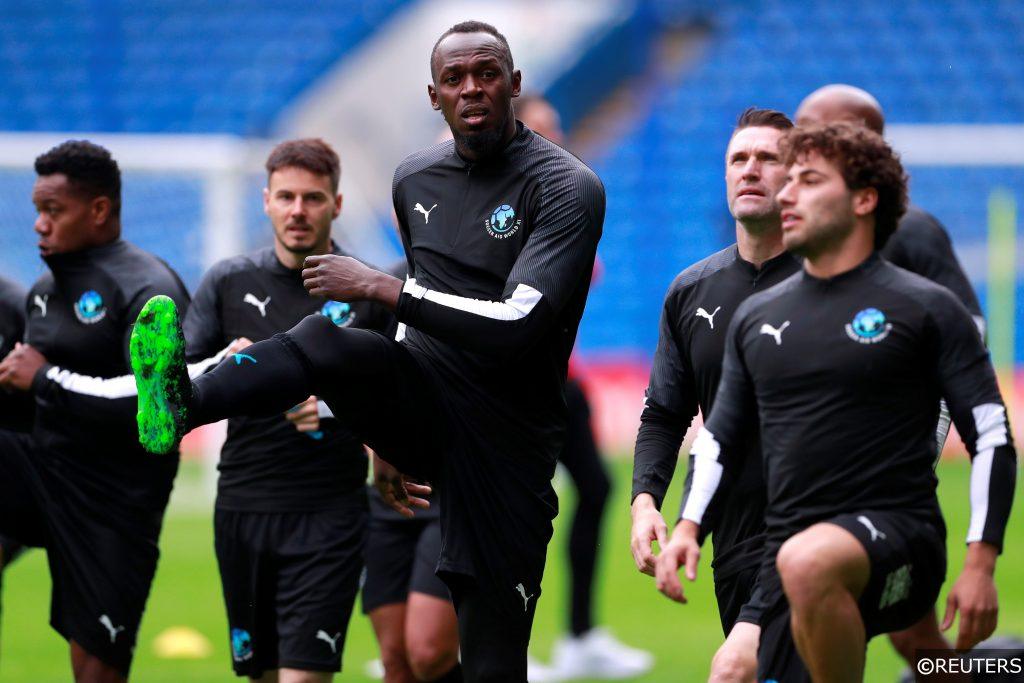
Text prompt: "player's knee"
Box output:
[[709, 644, 756, 683], [776, 535, 832, 607], [407, 639, 458, 681]]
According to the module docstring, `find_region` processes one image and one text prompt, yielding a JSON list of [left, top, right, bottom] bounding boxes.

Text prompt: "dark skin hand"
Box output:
[[372, 451, 432, 518], [0, 342, 47, 392], [301, 254, 402, 309]]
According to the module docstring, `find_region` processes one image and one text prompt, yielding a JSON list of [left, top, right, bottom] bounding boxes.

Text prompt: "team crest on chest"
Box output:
[[485, 203, 522, 239], [845, 308, 892, 344], [75, 290, 107, 324]]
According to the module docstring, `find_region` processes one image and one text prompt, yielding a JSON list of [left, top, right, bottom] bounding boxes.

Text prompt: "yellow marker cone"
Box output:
[[153, 626, 213, 659]]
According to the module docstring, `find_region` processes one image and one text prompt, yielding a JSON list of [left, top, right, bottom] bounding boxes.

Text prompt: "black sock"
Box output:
[[191, 333, 312, 427]]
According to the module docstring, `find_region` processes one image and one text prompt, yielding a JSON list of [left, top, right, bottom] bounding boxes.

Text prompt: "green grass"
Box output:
[[1, 456, 1022, 682]]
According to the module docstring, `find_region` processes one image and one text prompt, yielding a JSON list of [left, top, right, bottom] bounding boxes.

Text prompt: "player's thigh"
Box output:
[[275, 506, 366, 670], [449, 574, 535, 683], [289, 320, 446, 479], [362, 516, 421, 616], [213, 510, 272, 675], [0, 430, 47, 546], [827, 511, 946, 637], [405, 522, 458, 674], [776, 522, 871, 603], [714, 563, 759, 636]]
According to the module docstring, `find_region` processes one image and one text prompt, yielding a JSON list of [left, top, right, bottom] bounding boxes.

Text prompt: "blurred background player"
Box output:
[[0, 140, 191, 682], [514, 93, 652, 681], [0, 274, 32, 654], [679, 123, 1015, 682], [183, 138, 394, 683], [636, 108, 797, 683]]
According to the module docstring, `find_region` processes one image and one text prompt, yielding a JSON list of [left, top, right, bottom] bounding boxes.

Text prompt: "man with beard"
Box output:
[[633, 108, 798, 683], [184, 138, 396, 683], [676, 124, 1014, 681], [128, 21, 604, 683]]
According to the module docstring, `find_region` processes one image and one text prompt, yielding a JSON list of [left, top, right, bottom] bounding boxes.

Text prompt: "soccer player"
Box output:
[[0, 274, 31, 650], [632, 108, 798, 682], [0, 141, 191, 682], [515, 93, 651, 680], [675, 123, 1015, 681], [183, 138, 396, 682], [129, 20, 603, 683], [796, 84, 986, 671]]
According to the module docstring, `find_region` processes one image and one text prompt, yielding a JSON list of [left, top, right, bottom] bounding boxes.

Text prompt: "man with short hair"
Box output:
[[0, 140, 191, 682], [676, 123, 1014, 681], [184, 138, 395, 683], [796, 85, 986, 673], [634, 107, 798, 683], [129, 21, 603, 682]]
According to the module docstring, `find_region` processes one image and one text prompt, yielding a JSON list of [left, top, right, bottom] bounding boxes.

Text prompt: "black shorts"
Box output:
[[362, 514, 450, 614], [0, 430, 172, 677], [214, 503, 367, 677], [713, 561, 760, 635], [757, 510, 946, 681]]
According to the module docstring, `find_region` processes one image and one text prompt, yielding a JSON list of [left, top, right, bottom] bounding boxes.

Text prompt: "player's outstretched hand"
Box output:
[[630, 493, 668, 576], [286, 395, 320, 433], [942, 542, 999, 651], [655, 521, 701, 604], [226, 337, 253, 355], [0, 342, 47, 392], [372, 451, 431, 518]]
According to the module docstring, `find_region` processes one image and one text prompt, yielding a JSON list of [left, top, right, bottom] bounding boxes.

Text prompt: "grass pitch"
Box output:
[[1, 456, 1021, 682]]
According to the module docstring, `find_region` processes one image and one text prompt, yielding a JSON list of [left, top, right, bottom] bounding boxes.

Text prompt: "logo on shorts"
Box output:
[[99, 614, 125, 643], [879, 564, 913, 609], [75, 290, 106, 324], [857, 515, 887, 542], [320, 300, 355, 327], [231, 628, 253, 661], [316, 629, 342, 654], [514, 582, 535, 612], [846, 308, 892, 344], [485, 204, 522, 239]]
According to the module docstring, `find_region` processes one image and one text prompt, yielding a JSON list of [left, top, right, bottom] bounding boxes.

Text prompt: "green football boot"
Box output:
[[130, 295, 190, 454]]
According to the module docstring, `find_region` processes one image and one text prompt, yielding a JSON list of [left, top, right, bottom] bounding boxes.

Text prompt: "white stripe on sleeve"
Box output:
[[402, 278, 542, 321], [680, 427, 725, 526], [966, 403, 1008, 543], [44, 344, 230, 400]]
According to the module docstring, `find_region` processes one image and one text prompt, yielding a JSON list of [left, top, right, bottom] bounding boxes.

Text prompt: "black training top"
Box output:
[[392, 122, 604, 450], [184, 244, 393, 512], [25, 240, 190, 512], [683, 254, 1015, 554], [0, 275, 33, 432], [390, 123, 604, 589], [884, 205, 983, 324], [632, 246, 801, 575]]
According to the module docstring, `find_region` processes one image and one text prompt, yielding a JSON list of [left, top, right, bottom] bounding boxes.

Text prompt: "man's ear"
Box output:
[[428, 83, 440, 111], [852, 187, 878, 218], [90, 195, 112, 227], [511, 69, 522, 98]]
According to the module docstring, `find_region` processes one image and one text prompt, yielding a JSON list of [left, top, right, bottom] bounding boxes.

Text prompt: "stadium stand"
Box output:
[[581, 0, 1024, 357]]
